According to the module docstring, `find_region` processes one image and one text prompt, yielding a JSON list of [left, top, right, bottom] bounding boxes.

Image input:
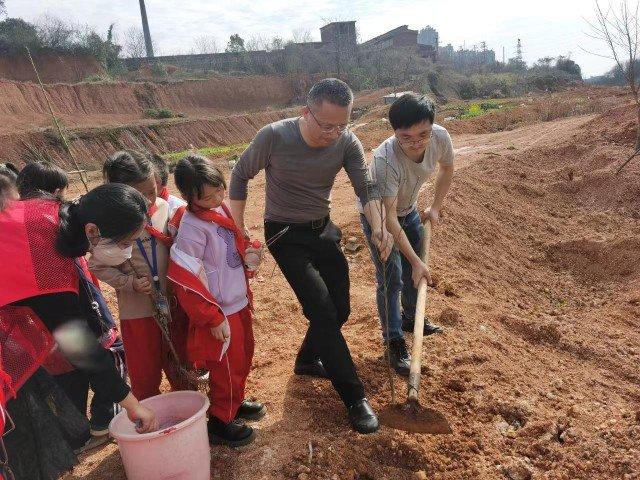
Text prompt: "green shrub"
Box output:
[[458, 79, 477, 100], [144, 108, 174, 119], [467, 103, 483, 117], [0, 17, 41, 53], [156, 108, 173, 119], [151, 62, 167, 78]]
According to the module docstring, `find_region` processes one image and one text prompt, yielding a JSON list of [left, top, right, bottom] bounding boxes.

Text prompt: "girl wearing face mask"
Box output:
[[15, 160, 129, 449], [0, 183, 158, 480], [91, 150, 188, 400]]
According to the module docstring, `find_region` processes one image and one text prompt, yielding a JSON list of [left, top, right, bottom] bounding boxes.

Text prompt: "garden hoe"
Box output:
[[380, 221, 452, 434]]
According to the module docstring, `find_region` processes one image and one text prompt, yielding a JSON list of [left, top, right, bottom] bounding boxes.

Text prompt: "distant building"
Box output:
[[125, 21, 445, 73], [320, 21, 357, 46], [438, 44, 496, 68], [361, 25, 418, 50], [439, 43, 455, 62], [360, 25, 437, 61], [418, 26, 438, 49], [283, 41, 324, 52]]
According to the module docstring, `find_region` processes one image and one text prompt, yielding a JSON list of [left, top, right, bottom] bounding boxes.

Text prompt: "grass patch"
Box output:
[[163, 143, 249, 163], [145, 108, 176, 119], [459, 101, 507, 119], [84, 74, 115, 83]]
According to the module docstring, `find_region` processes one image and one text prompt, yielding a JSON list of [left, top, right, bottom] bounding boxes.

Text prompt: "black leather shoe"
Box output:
[[294, 357, 328, 378], [348, 398, 379, 434], [208, 417, 256, 447], [236, 399, 267, 421], [402, 315, 443, 335], [387, 337, 410, 376]]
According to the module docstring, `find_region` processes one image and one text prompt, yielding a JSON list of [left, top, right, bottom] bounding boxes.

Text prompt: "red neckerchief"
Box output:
[[145, 202, 173, 247], [190, 203, 247, 259], [158, 186, 169, 202]]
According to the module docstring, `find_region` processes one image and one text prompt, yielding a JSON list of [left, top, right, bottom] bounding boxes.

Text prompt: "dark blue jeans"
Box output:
[[360, 208, 424, 341]]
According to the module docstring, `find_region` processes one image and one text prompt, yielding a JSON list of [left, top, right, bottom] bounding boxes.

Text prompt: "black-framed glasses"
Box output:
[[396, 129, 433, 147], [306, 106, 349, 134]]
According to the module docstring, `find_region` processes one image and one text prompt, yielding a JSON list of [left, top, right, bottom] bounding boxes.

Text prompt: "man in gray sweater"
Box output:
[[230, 78, 392, 434]]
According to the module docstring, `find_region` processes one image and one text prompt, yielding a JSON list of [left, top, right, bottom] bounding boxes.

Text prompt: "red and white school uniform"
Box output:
[[89, 198, 188, 399], [167, 203, 254, 423]]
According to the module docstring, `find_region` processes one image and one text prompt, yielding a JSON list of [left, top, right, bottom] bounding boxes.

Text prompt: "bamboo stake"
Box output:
[[26, 47, 89, 192]]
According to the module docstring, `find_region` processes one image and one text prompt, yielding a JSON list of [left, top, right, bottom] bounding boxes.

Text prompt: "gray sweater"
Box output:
[[229, 117, 379, 223]]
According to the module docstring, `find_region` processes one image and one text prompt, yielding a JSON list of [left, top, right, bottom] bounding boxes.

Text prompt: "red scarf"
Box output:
[[190, 203, 247, 260], [158, 186, 169, 202], [146, 202, 173, 247]]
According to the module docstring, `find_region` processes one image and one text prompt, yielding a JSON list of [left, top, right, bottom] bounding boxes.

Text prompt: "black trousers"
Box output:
[[265, 220, 365, 407], [55, 362, 121, 431]]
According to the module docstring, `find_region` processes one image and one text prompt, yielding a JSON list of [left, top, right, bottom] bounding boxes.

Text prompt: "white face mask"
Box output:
[[91, 239, 133, 266]]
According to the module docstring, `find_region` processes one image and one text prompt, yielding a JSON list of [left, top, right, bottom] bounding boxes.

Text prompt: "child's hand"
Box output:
[[210, 319, 230, 342], [133, 276, 152, 294]]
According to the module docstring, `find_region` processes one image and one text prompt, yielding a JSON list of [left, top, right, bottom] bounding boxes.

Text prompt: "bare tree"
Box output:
[[245, 34, 269, 52], [36, 14, 79, 49], [268, 36, 285, 51], [291, 28, 314, 44], [586, 0, 640, 171], [123, 26, 146, 58], [193, 35, 219, 54], [0, 1, 6, 17]]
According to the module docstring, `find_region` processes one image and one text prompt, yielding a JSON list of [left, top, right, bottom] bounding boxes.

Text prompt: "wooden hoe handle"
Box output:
[[407, 221, 432, 401]]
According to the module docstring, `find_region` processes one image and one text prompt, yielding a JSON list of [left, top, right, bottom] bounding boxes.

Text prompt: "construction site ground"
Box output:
[[4, 78, 638, 479]]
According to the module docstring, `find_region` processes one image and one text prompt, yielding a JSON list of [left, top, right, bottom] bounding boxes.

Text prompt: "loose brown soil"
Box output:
[[25, 84, 640, 479]]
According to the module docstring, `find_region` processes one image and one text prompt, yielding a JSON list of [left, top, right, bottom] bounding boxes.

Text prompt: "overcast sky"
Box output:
[[5, 0, 617, 77]]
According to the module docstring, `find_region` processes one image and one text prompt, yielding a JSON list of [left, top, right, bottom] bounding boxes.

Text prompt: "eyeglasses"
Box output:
[[396, 130, 433, 147], [307, 107, 349, 134]]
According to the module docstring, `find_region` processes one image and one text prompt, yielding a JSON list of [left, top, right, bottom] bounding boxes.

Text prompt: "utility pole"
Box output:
[[139, 0, 155, 58], [502, 46, 505, 64], [480, 41, 486, 69], [516, 38, 523, 62]]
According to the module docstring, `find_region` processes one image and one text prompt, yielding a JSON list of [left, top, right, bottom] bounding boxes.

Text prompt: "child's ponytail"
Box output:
[[57, 199, 90, 257]]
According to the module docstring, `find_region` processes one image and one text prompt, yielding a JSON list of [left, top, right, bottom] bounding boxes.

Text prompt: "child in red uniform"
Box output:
[[168, 154, 265, 446], [90, 150, 185, 400]]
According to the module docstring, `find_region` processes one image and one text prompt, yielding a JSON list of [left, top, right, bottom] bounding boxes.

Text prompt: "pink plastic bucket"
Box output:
[[109, 391, 211, 480]]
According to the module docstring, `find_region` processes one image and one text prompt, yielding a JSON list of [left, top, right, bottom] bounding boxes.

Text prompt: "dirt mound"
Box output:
[[0, 52, 103, 83], [0, 75, 298, 134], [546, 238, 640, 284], [584, 102, 637, 145], [445, 87, 622, 136]]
